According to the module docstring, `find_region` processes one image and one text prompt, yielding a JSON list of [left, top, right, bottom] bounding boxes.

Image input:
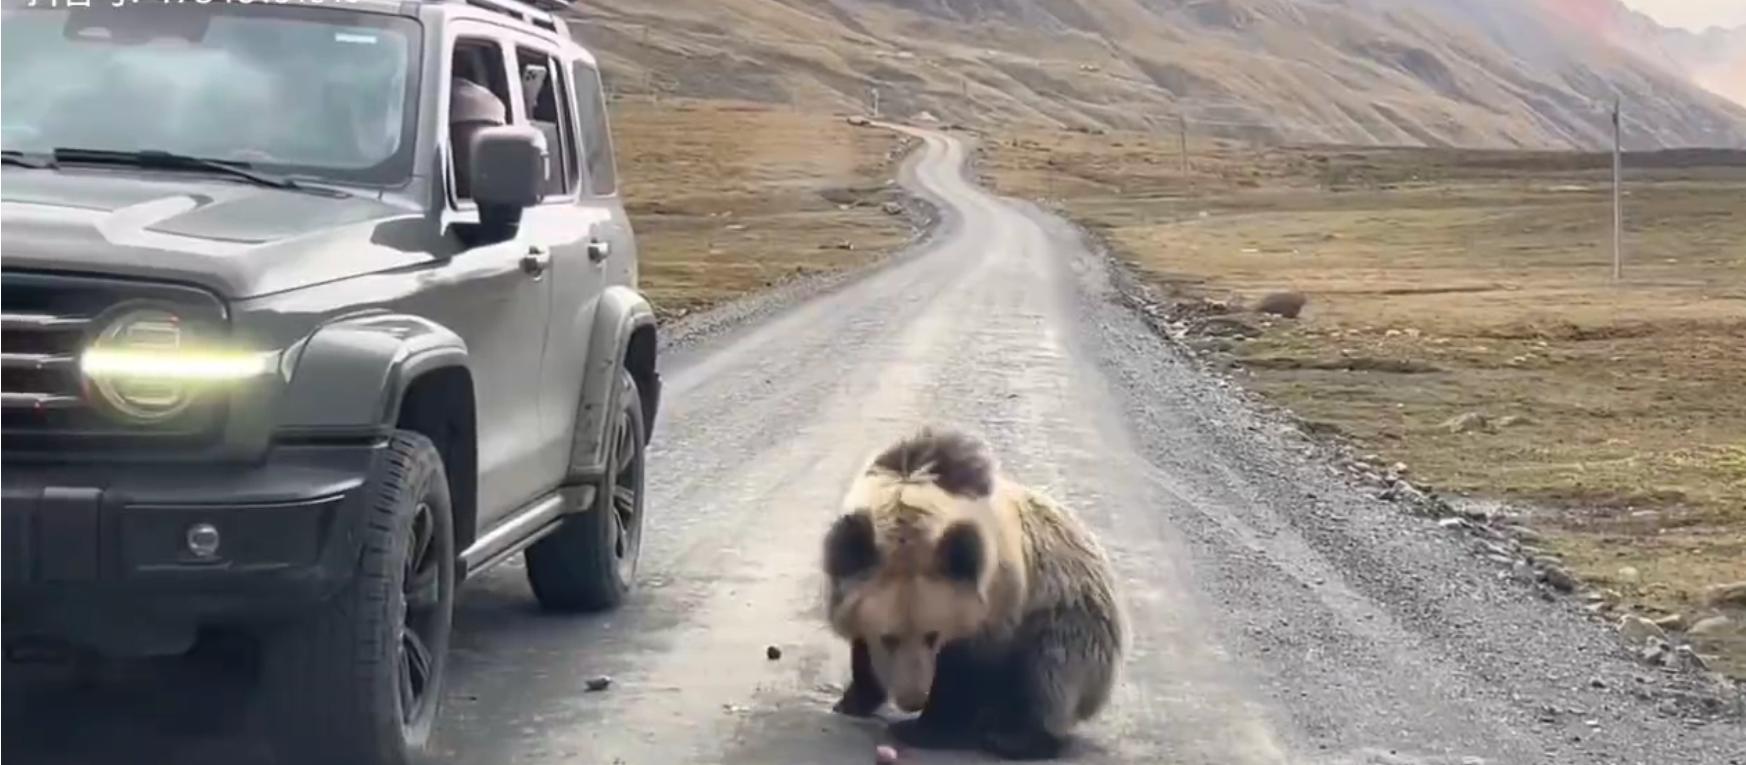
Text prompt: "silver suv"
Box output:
[[0, 0, 659, 761]]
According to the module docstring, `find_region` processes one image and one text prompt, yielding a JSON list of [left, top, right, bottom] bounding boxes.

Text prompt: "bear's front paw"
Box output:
[[980, 726, 1065, 761], [888, 718, 977, 750]]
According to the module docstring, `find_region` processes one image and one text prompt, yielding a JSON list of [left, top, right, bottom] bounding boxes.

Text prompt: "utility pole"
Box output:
[[1178, 114, 1189, 177], [1612, 97, 1623, 281]]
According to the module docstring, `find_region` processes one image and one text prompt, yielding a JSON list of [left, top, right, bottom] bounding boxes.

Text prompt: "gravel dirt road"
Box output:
[[6, 128, 1741, 765]]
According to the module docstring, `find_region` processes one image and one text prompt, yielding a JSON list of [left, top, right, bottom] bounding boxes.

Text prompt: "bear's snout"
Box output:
[[893, 691, 929, 713]]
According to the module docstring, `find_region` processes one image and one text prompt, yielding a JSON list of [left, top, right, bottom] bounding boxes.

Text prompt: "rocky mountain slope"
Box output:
[[1550, 0, 1746, 108], [565, 0, 1746, 149]]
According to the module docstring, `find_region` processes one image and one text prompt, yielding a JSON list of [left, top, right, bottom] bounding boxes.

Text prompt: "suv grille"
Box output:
[[2, 271, 229, 452], [1, 311, 87, 416]]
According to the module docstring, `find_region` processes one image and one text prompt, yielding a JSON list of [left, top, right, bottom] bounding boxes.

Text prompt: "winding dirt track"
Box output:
[[432, 128, 1744, 764], [5, 128, 1741, 765]]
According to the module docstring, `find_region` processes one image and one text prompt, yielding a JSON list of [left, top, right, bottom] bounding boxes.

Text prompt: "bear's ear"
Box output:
[[935, 521, 985, 585], [824, 511, 879, 580]]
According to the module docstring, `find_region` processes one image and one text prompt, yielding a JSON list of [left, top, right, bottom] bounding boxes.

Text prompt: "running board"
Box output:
[[457, 487, 591, 578]]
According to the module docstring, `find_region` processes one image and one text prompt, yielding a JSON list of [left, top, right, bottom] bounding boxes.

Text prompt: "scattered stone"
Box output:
[[846, 115, 872, 127], [585, 676, 612, 692], [1495, 415, 1533, 429], [1672, 645, 1711, 672], [1618, 615, 1668, 646], [1438, 517, 1468, 529], [881, 202, 904, 216], [1617, 566, 1642, 585], [1381, 480, 1431, 504], [1639, 638, 1671, 666], [724, 223, 748, 231], [1651, 613, 1686, 631], [1391, 462, 1410, 476], [1687, 615, 1735, 637], [1542, 566, 1579, 593], [1195, 315, 1264, 339], [1459, 504, 1495, 522], [766, 645, 783, 661], [1702, 581, 1746, 608], [1504, 524, 1546, 544], [1189, 338, 1236, 355], [1441, 412, 1494, 434], [875, 744, 900, 764], [1589, 677, 1608, 689]]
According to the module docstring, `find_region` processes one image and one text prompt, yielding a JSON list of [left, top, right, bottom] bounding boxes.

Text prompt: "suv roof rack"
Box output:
[[521, 0, 575, 13], [451, 0, 575, 32]]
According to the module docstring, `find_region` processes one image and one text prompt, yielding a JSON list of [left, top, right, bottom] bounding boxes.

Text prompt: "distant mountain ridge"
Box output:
[[1556, 1, 1746, 107], [568, 0, 1746, 149]]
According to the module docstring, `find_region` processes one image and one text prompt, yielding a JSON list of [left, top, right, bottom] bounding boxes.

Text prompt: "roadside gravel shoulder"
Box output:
[[1016, 196, 1746, 763]]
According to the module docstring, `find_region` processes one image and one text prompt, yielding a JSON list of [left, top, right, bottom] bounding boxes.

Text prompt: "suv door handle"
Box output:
[[520, 246, 551, 277], [587, 239, 611, 263]]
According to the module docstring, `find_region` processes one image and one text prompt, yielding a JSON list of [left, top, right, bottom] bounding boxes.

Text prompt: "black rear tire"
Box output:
[[525, 368, 646, 613], [256, 431, 455, 765]]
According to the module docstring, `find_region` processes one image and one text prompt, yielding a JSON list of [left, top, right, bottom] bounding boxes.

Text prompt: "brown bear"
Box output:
[[822, 427, 1126, 760]]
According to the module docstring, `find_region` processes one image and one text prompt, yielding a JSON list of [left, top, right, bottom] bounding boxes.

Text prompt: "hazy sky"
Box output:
[[1619, 0, 1746, 30]]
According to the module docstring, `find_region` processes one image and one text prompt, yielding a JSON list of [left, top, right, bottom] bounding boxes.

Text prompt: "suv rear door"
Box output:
[[492, 33, 610, 486], [532, 57, 635, 471]]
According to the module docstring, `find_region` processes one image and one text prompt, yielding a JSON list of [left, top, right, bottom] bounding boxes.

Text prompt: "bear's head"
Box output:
[[825, 508, 993, 712], [822, 427, 1003, 711]]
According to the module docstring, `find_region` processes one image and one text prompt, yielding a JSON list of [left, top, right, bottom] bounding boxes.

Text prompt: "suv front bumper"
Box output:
[[2, 441, 386, 656]]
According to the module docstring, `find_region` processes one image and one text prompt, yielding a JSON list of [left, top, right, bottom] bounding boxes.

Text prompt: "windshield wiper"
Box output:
[[1, 151, 55, 169], [50, 148, 343, 195]]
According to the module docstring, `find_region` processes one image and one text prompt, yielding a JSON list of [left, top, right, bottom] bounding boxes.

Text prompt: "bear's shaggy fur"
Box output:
[[822, 427, 1126, 760]]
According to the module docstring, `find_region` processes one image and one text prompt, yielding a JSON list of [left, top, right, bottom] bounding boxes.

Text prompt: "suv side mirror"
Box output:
[[460, 124, 546, 247]]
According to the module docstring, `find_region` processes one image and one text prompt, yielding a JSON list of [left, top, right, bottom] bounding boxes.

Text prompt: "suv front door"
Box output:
[[408, 27, 555, 524]]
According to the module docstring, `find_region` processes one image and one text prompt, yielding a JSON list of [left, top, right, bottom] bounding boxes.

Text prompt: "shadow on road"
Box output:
[[0, 578, 559, 765]]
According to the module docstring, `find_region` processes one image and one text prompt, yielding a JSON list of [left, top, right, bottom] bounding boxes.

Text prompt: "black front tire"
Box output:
[[256, 431, 456, 765], [525, 368, 647, 613]]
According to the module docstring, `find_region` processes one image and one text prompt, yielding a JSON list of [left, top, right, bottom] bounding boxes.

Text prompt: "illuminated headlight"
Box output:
[[80, 308, 271, 423]]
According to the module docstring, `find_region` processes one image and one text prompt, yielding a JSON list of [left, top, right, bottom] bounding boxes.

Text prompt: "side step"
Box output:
[[457, 487, 592, 579]]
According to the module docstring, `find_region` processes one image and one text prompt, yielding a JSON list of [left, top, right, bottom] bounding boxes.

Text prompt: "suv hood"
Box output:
[[1, 168, 434, 298]]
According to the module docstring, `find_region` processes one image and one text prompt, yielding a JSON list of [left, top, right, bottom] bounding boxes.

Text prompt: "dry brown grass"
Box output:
[[984, 126, 1746, 675], [613, 99, 913, 320]]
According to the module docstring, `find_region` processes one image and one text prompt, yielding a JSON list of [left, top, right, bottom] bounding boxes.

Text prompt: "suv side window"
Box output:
[[570, 61, 617, 197], [515, 46, 576, 198], [449, 37, 513, 204]]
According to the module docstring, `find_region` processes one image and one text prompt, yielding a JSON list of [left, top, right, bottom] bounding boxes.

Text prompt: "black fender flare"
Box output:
[[563, 286, 658, 485], [275, 313, 470, 439]]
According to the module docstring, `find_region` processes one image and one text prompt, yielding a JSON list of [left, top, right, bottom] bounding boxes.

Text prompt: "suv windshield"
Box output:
[[1, 1, 420, 187]]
